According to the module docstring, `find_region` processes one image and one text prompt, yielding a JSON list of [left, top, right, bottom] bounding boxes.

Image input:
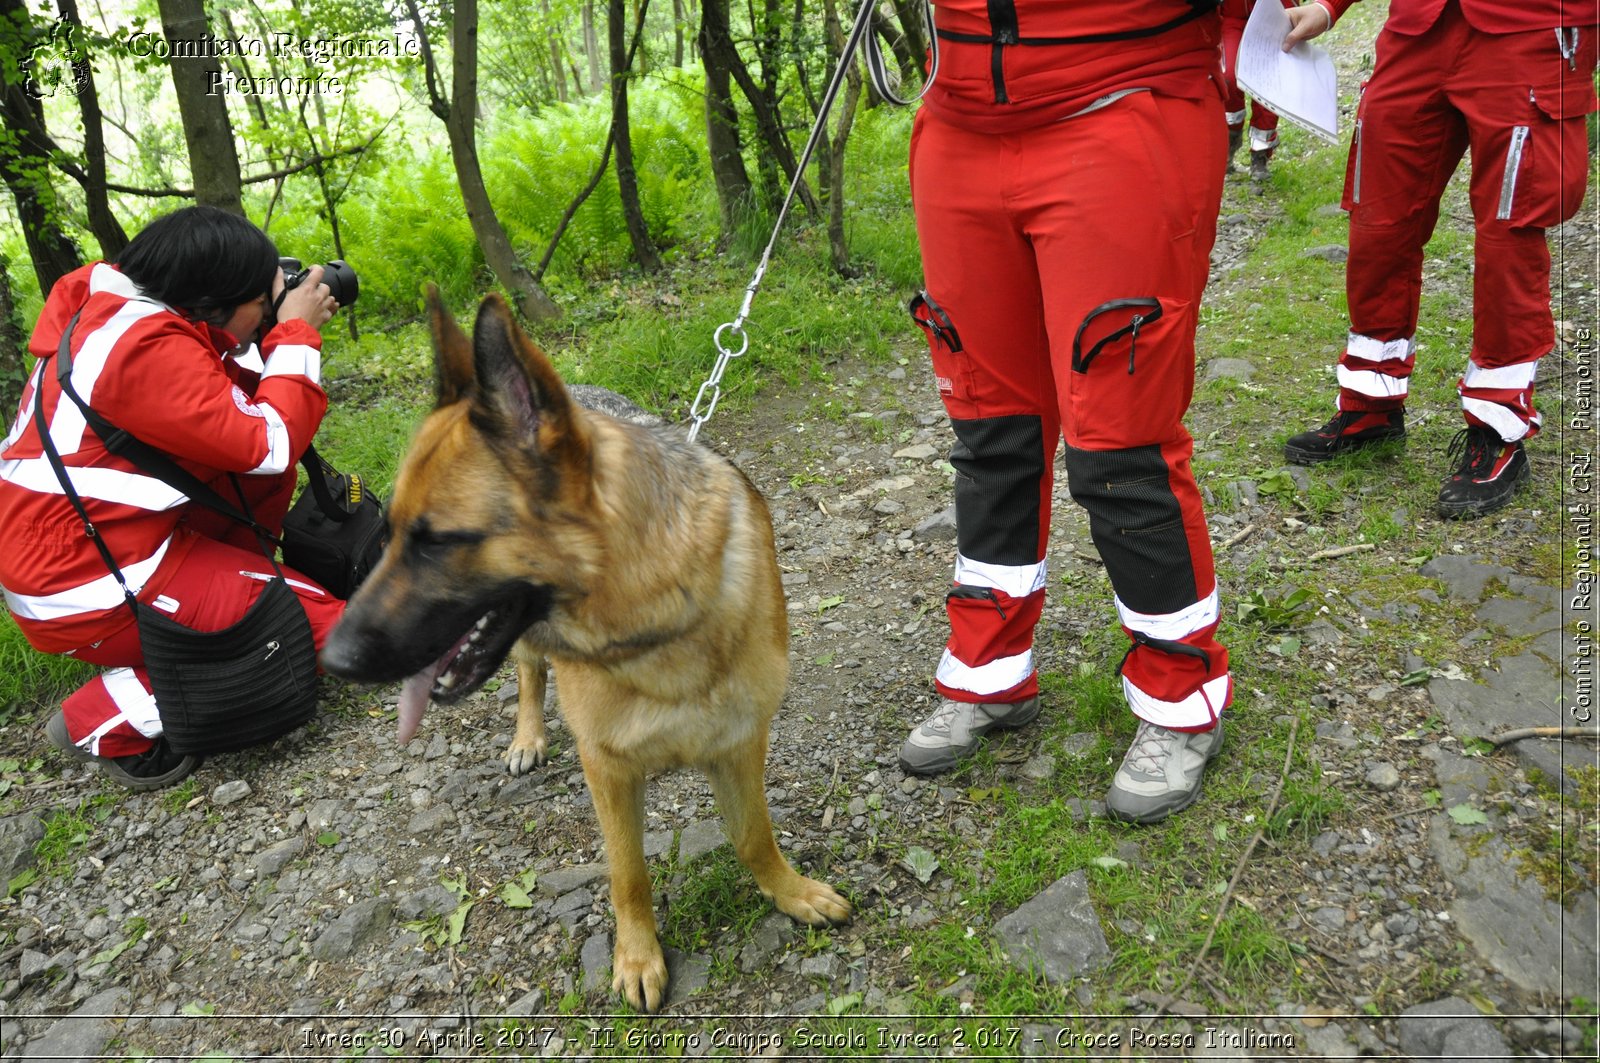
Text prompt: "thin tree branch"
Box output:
[[406, 0, 450, 119], [68, 138, 381, 198]]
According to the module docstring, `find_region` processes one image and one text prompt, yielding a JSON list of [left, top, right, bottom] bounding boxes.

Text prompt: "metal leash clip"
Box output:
[[684, 0, 936, 445]]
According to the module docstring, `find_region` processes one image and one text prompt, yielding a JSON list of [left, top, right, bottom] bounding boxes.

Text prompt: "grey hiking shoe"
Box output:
[[1105, 718, 1224, 824], [46, 709, 201, 792], [45, 710, 93, 761], [899, 696, 1040, 776]]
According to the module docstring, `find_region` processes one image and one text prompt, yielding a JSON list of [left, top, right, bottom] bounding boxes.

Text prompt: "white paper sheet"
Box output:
[[1234, 0, 1339, 142]]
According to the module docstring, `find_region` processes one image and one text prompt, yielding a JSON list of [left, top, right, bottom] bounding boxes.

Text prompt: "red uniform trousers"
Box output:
[[910, 89, 1232, 731], [1336, 1, 1597, 440], [59, 470, 346, 757], [1221, 0, 1290, 151]]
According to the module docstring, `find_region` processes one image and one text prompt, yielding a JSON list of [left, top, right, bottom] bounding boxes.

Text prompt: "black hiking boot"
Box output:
[[1284, 409, 1406, 465], [1249, 148, 1273, 192], [1436, 426, 1530, 520]]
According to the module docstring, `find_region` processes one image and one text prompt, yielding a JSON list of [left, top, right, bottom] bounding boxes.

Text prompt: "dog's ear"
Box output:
[[471, 294, 577, 448], [426, 283, 475, 406]]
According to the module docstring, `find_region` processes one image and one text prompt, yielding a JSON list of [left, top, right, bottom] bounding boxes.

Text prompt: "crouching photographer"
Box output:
[[0, 205, 376, 790]]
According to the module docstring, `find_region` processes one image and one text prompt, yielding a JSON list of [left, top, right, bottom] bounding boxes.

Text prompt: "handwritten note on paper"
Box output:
[[1236, 0, 1340, 142]]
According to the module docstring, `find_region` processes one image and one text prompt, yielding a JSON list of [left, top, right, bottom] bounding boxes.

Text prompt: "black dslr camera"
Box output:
[[278, 257, 359, 307]]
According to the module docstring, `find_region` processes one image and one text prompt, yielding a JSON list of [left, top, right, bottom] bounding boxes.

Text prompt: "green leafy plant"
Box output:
[[1236, 588, 1314, 630], [400, 873, 476, 951]]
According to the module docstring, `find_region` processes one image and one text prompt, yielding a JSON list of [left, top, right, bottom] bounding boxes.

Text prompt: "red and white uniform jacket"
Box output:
[[923, 0, 1224, 133], [0, 263, 327, 653], [1313, 0, 1597, 33]]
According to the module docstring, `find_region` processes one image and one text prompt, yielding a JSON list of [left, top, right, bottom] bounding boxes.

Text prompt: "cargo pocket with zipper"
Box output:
[[1497, 30, 1597, 227], [1341, 78, 1371, 212], [1064, 295, 1195, 450], [911, 289, 979, 419]]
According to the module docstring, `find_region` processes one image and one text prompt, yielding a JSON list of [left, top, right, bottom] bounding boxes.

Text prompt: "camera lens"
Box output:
[[323, 260, 359, 307]]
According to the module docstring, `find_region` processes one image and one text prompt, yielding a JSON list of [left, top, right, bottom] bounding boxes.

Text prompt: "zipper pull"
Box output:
[[1127, 314, 1145, 375], [948, 584, 1007, 620], [1558, 27, 1579, 71]]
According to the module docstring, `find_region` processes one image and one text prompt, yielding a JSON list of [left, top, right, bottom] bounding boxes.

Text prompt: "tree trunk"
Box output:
[[632, 0, 650, 74], [218, 5, 287, 225], [543, 0, 569, 101], [791, 0, 832, 203], [0, 0, 83, 292], [0, 251, 27, 419], [534, 0, 653, 280], [609, 0, 661, 271], [156, 0, 244, 213], [672, 0, 685, 65], [892, 0, 927, 66], [414, 0, 561, 320], [582, 1, 604, 93], [697, 0, 751, 238], [699, 0, 818, 218], [57, 0, 127, 257], [821, 0, 861, 275], [298, 94, 360, 338]]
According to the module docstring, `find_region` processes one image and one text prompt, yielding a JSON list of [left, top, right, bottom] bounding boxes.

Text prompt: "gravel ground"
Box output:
[[0, 319, 1588, 1059]]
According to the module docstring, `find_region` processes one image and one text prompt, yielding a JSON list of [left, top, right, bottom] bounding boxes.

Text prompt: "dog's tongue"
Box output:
[[396, 629, 475, 744], [397, 668, 438, 745]]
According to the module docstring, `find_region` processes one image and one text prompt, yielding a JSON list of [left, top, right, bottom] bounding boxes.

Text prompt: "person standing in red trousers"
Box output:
[[1281, 0, 1597, 518], [1221, 0, 1294, 188], [896, 0, 1233, 824]]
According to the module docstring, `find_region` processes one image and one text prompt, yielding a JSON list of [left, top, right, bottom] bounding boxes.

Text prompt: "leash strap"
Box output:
[[687, 0, 939, 443], [863, 0, 940, 107]]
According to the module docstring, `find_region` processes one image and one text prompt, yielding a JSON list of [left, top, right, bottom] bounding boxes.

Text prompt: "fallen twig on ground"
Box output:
[[1218, 523, 1257, 549], [1487, 726, 1600, 747], [1308, 543, 1377, 561]]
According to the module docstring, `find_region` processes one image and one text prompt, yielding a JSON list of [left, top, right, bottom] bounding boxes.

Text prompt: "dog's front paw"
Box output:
[[612, 940, 669, 1013], [774, 876, 852, 928], [505, 738, 549, 775]]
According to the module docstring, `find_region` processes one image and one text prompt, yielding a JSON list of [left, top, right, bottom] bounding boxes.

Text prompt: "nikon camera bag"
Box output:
[[281, 445, 387, 601]]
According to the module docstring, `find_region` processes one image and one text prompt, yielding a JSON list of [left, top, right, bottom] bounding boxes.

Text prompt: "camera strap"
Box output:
[[296, 443, 357, 520], [43, 311, 287, 569]]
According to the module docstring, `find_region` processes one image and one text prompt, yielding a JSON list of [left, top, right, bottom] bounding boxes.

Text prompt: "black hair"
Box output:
[[116, 205, 278, 324]]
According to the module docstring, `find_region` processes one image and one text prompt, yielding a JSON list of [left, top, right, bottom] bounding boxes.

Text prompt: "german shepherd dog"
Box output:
[[320, 289, 850, 1011]]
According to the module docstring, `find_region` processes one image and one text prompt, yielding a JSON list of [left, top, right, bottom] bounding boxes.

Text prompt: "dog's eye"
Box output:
[[407, 520, 486, 555]]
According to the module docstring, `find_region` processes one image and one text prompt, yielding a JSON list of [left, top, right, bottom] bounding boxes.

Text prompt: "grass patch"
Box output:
[[160, 777, 199, 816], [1514, 765, 1600, 907], [658, 845, 772, 954], [0, 615, 94, 729], [534, 243, 910, 423], [1266, 757, 1348, 842], [35, 794, 120, 877]]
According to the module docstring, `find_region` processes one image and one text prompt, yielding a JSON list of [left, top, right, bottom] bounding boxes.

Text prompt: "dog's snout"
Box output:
[[319, 622, 381, 680]]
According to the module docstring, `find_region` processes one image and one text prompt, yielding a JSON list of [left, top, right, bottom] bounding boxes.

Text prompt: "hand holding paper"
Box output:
[[1236, 0, 1340, 142], [1283, 2, 1334, 49]]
